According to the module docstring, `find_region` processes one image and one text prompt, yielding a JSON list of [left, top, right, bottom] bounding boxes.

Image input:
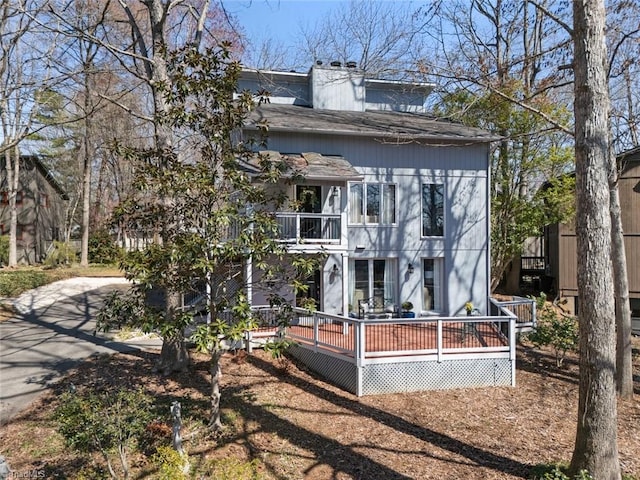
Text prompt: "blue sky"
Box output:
[[225, 1, 347, 50]]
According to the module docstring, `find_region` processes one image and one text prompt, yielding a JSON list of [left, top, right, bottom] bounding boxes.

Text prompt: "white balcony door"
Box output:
[[297, 185, 322, 239]]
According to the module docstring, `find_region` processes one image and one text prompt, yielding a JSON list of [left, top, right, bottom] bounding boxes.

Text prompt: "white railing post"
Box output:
[[356, 321, 365, 368], [313, 312, 320, 352], [437, 318, 443, 363], [510, 315, 516, 386]]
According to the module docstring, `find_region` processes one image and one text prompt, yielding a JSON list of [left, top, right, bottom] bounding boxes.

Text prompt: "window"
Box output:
[[631, 299, 640, 319], [423, 258, 443, 312], [422, 183, 444, 236], [349, 182, 396, 225], [1, 191, 23, 206], [349, 259, 397, 314]]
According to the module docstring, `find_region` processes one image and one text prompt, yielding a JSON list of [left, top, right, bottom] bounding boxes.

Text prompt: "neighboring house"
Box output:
[[545, 147, 640, 333], [238, 62, 499, 321], [0, 155, 69, 264]]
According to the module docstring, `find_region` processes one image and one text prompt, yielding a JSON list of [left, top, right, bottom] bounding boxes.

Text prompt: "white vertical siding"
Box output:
[[256, 132, 490, 316]]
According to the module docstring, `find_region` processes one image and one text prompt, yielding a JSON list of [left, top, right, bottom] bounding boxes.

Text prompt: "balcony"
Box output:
[[276, 212, 342, 245]]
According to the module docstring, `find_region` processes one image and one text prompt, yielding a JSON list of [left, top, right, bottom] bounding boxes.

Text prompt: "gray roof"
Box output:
[[241, 151, 363, 181], [245, 104, 500, 143]]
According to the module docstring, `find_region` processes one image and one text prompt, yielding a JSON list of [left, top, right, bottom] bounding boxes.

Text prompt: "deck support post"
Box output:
[[355, 321, 365, 396], [436, 319, 443, 363], [509, 316, 516, 386]]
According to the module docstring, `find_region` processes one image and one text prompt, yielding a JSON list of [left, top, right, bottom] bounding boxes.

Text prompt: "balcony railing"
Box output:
[[276, 213, 341, 244]]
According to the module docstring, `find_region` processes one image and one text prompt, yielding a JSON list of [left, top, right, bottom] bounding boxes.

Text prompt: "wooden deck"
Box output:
[[246, 305, 518, 395], [287, 321, 507, 358]]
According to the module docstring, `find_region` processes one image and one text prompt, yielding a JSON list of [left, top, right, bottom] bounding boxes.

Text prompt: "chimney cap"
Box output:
[[346, 61, 357, 68], [330, 61, 342, 67]]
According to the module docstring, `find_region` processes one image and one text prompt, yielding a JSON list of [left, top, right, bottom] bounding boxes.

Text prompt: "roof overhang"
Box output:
[[241, 151, 363, 181]]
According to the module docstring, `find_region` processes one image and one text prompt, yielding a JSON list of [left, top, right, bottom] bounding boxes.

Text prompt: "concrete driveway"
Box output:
[[0, 278, 162, 425]]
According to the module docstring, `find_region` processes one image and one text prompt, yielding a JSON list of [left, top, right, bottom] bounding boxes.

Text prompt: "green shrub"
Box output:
[[525, 292, 578, 367], [54, 387, 154, 479], [89, 229, 123, 265], [0, 235, 9, 266], [151, 445, 189, 480], [0, 270, 48, 297], [44, 241, 77, 268], [530, 463, 592, 480]]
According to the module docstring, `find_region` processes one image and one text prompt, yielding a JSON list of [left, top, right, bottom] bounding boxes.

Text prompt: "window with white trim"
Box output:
[[349, 182, 396, 225], [423, 258, 443, 312], [422, 183, 444, 236]]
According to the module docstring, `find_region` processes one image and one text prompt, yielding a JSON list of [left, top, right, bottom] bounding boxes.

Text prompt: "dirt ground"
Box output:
[[0, 341, 638, 479]]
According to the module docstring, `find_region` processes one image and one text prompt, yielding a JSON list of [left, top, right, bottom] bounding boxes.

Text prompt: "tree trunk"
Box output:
[[609, 157, 633, 399], [80, 89, 92, 267], [6, 146, 19, 266], [570, 1, 621, 478], [504, 254, 521, 295], [209, 349, 224, 431], [156, 331, 189, 375]]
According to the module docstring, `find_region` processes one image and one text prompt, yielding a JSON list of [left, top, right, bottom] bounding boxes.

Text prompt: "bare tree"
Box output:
[[0, 1, 58, 266], [299, 0, 428, 77], [420, 0, 575, 292], [604, 1, 638, 398], [570, 0, 621, 477]]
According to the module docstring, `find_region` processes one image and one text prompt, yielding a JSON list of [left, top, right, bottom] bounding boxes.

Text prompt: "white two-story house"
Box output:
[[239, 62, 498, 321]]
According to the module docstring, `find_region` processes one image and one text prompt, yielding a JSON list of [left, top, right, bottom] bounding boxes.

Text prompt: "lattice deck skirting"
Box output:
[[289, 344, 513, 396]]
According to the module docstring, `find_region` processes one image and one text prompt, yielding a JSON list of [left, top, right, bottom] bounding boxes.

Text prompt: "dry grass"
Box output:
[[0, 340, 638, 480]]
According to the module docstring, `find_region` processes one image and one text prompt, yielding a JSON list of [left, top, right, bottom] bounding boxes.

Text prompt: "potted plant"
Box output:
[[465, 301, 474, 316], [401, 301, 415, 318]]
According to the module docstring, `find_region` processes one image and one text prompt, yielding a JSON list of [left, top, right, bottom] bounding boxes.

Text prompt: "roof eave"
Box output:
[[244, 125, 501, 143]]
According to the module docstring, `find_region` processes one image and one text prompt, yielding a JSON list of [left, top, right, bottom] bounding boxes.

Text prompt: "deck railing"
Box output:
[[284, 307, 516, 367], [520, 256, 545, 271], [491, 296, 536, 331], [275, 213, 341, 244]]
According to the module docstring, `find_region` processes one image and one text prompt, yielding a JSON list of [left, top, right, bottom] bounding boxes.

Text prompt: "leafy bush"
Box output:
[[0, 235, 9, 266], [525, 292, 578, 367], [530, 463, 593, 480], [89, 229, 123, 265], [151, 445, 189, 480], [263, 338, 296, 372], [0, 270, 49, 297], [44, 241, 77, 268], [54, 387, 154, 479]]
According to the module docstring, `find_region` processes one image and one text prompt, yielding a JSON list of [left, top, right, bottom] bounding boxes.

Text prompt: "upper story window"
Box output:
[[349, 182, 396, 225], [422, 183, 444, 236]]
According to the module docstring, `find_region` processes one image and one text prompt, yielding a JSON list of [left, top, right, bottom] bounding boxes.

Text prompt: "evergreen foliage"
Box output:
[[98, 44, 319, 429], [54, 388, 154, 479]]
